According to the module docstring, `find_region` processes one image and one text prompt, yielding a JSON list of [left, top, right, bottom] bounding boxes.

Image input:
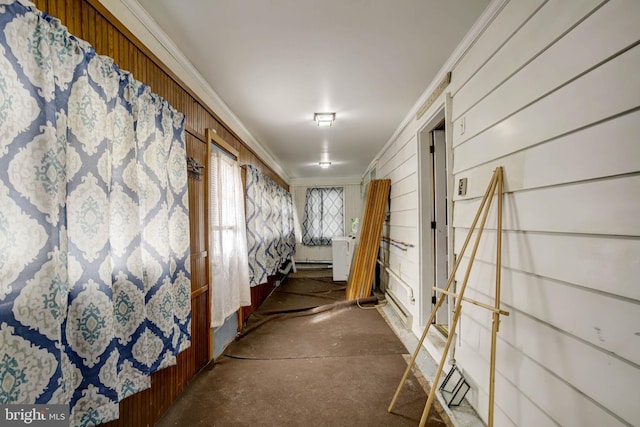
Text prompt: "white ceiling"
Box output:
[[136, 0, 490, 182]]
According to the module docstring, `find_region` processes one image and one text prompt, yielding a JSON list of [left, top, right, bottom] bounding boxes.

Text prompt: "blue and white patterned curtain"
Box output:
[[302, 187, 344, 246], [245, 165, 295, 287], [0, 2, 191, 426]]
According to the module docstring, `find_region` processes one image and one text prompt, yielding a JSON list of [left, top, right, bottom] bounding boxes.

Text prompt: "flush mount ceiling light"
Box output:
[[318, 161, 332, 169], [314, 112, 335, 127]]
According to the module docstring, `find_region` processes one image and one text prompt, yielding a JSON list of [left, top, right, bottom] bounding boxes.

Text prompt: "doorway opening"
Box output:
[[418, 111, 450, 336]]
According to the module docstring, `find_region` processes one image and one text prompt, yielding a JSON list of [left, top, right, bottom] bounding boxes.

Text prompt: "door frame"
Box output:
[[431, 128, 448, 329], [416, 102, 455, 332]]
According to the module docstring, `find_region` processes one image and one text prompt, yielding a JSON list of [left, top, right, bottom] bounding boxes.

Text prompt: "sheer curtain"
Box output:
[[0, 2, 191, 425], [209, 150, 250, 327]]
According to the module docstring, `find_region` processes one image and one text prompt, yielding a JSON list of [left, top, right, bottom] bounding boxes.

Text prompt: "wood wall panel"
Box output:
[[456, 256, 640, 366], [33, 0, 47, 12], [242, 277, 277, 323], [452, 45, 640, 173], [448, 1, 639, 425], [186, 133, 207, 260], [346, 179, 391, 300], [448, 0, 546, 96], [451, 0, 603, 121], [29, 0, 288, 425], [454, 229, 640, 301]]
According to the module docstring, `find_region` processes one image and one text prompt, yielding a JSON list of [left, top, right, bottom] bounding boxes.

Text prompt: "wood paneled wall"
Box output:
[[30, 0, 288, 425], [372, 0, 640, 425], [242, 277, 277, 323], [448, 1, 640, 424]]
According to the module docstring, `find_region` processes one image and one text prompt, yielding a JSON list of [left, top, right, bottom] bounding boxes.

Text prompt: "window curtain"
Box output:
[[302, 187, 344, 245], [209, 150, 250, 327], [245, 165, 295, 287], [0, 2, 191, 426]]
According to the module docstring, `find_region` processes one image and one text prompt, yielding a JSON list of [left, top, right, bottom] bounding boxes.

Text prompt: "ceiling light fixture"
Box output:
[[318, 161, 332, 169], [314, 112, 335, 127]]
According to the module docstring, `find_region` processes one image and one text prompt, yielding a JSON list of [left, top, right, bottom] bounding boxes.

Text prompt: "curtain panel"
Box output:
[[0, 2, 191, 426], [244, 165, 295, 287], [209, 151, 250, 327], [302, 187, 344, 246]]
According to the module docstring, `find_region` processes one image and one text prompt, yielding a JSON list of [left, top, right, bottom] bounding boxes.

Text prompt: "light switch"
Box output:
[[458, 178, 467, 196]]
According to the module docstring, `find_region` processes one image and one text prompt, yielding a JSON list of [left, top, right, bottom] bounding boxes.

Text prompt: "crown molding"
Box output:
[[289, 176, 362, 187], [97, 0, 290, 184], [364, 0, 508, 177]]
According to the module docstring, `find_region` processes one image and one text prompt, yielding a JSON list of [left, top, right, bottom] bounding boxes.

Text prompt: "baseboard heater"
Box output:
[[385, 289, 413, 329]]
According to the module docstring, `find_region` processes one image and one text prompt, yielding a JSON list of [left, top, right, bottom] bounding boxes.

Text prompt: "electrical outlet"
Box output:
[[458, 178, 467, 196]]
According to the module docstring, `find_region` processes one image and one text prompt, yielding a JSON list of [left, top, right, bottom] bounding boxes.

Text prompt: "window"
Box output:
[[208, 136, 250, 328], [302, 187, 344, 246]]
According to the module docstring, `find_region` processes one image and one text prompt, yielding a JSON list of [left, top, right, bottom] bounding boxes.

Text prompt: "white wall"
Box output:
[[291, 180, 362, 263], [376, 124, 420, 320], [372, 0, 640, 425], [450, 0, 640, 424]]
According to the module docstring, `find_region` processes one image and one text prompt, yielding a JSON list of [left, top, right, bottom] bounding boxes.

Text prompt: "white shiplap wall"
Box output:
[[376, 125, 421, 320], [372, 0, 640, 425], [291, 181, 362, 263], [448, 0, 640, 425]]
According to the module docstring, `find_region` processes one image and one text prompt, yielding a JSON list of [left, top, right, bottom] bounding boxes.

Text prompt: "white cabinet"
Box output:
[[332, 236, 355, 281]]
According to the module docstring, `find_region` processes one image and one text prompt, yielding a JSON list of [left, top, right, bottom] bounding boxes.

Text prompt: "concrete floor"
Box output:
[[379, 303, 484, 427], [156, 274, 454, 426], [292, 267, 483, 425]]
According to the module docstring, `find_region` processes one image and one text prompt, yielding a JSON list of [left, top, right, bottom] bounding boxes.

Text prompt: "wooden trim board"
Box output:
[[346, 179, 391, 300]]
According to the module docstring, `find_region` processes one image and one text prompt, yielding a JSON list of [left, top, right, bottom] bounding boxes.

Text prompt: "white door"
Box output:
[[432, 129, 449, 329]]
